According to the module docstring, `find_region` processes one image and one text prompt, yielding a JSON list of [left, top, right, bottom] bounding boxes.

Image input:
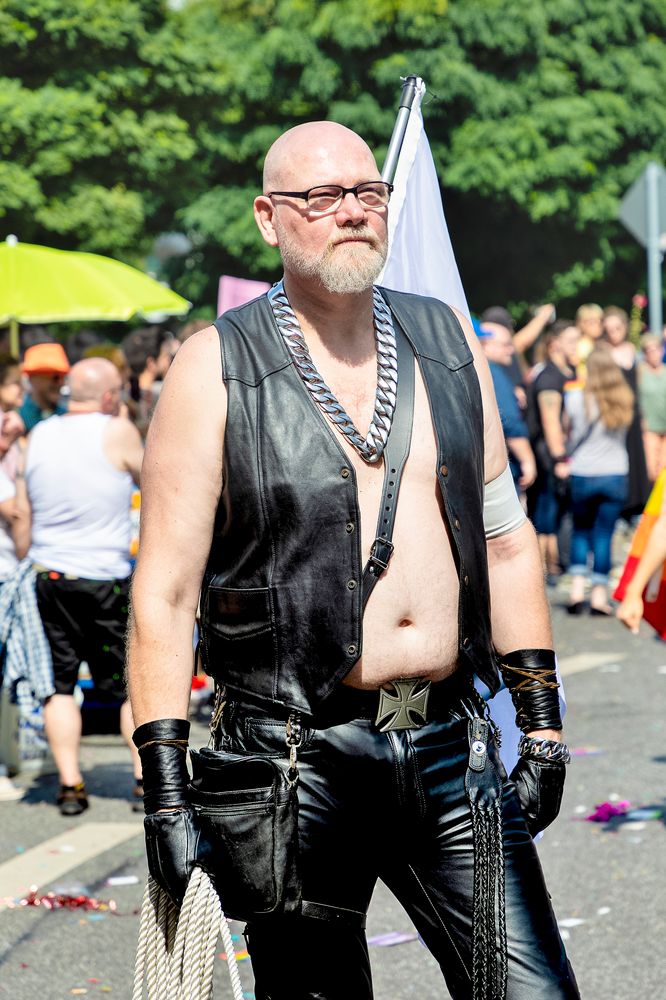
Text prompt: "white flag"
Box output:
[[378, 79, 565, 778], [378, 80, 469, 319]]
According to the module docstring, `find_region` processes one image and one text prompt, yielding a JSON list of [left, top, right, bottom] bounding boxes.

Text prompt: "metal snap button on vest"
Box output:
[[439, 464, 449, 476], [462, 637, 470, 648], [464, 574, 470, 586], [454, 518, 461, 530], [341, 467, 350, 479], [347, 579, 357, 590], [345, 522, 355, 533], [347, 643, 357, 655]]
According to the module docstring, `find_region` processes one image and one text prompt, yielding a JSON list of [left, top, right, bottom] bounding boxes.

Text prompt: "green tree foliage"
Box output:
[[1, 0, 665, 317]]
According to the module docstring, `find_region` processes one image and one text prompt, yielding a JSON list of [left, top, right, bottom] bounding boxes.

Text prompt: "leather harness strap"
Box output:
[[361, 327, 415, 611]]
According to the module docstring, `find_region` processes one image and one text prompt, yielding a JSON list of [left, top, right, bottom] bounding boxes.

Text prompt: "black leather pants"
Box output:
[[223, 683, 579, 1000]]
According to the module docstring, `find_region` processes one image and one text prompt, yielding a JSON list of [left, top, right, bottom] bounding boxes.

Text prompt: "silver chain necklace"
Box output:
[[268, 279, 398, 464]]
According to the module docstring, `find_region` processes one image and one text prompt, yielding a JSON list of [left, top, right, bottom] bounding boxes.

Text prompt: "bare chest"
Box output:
[[330, 361, 440, 552]]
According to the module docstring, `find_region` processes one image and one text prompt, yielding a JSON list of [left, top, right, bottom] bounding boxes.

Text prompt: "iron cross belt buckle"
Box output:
[[375, 678, 431, 732]]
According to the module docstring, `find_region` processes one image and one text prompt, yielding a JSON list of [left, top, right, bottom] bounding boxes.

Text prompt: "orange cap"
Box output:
[[22, 343, 70, 376]]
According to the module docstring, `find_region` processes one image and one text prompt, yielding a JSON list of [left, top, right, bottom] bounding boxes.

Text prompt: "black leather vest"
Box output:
[[200, 288, 499, 715]]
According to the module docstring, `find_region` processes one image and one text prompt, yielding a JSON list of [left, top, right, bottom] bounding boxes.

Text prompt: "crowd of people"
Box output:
[[0, 320, 207, 811], [479, 301, 666, 615], [0, 297, 665, 813]]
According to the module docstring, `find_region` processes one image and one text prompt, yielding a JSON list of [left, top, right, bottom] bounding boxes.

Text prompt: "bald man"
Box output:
[[128, 123, 578, 999], [17, 358, 144, 815]]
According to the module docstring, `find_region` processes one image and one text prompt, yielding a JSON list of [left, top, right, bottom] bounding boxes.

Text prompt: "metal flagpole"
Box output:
[[381, 75, 421, 185], [646, 161, 664, 335]]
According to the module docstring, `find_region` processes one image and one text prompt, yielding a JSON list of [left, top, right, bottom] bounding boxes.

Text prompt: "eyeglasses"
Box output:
[[268, 181, 393, 215]]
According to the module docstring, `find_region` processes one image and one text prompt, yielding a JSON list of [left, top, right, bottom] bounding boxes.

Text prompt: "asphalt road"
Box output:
[[1, 585, 665, 999]]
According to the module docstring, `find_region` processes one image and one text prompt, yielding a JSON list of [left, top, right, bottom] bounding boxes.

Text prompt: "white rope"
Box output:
[[133, 869, 245, 1000]]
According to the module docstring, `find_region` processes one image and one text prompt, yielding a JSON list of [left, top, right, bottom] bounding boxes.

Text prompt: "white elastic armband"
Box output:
[[483, 464, 527, 539]]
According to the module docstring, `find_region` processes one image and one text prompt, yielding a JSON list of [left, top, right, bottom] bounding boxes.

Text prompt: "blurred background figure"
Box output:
[[576, 303, 604, 365], [83, 344, 132, 419], [15, 358, 144, 816], [637, 333, 666, 483], [564, 349, 634, 615], [0, 353, 25, 480], [177, 317, 211, 343], [526, 321, 580, 582], [121, 326, 179, 436], [65, 329, 104, 366], [616, 481, 666, 635], [479, 324, 536, 495], [603, 306, 650, 518], [19, 343, 70, 432], [604, 307, 635, 369], [480, 302, 554, 409]]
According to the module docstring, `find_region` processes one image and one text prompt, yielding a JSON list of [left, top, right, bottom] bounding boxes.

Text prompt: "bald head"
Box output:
[[68, 357, 122, 408], [263, 121, 379, 193]]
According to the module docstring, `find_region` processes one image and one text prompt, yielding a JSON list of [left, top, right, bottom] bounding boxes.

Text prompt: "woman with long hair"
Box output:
[[602, 305, 650, 516], [565, 348, 634, 614], [638, 333, 666, 482]]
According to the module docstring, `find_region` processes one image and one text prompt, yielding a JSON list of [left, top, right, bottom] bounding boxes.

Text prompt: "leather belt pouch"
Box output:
[[188, 747, 300, 922]]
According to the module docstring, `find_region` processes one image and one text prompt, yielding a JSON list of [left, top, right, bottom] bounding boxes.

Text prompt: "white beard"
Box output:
[[277, 225, 388, 295]]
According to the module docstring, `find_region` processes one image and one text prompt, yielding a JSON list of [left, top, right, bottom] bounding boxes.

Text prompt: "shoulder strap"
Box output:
[[567, 417, 599, 458], [362, 327, 415, 610]]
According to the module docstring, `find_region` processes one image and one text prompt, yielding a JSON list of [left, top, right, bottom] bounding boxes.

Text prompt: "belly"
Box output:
[[337, 362, 463, 689], [342, 481, 461, 689]]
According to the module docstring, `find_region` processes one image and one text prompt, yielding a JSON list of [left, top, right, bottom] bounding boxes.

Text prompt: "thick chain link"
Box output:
[[268, 280, 398, 464]]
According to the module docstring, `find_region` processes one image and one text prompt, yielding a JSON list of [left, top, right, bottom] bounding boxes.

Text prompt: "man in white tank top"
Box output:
[[16, 358, 144, 816]]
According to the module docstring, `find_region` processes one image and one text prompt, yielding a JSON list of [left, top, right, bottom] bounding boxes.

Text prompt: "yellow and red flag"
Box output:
[[614, 470, 666, 637]]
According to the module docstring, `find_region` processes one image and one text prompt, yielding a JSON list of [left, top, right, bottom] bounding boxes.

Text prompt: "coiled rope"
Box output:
[[133, 868, 244, 1000]]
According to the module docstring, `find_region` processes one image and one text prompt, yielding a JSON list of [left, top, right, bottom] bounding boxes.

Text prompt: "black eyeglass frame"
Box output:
[[268, 181, 394, 211]]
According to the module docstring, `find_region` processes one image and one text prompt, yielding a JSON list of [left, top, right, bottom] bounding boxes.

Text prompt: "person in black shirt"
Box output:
[[527, 322, 580, 580]]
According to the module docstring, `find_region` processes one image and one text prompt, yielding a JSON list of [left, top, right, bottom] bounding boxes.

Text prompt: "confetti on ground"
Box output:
[[559, 918, 585, 928], [106, 876, 139, 886], [585, 800, 631, 822], [570, 746, 605, 756], [7, 890, 118, 912], [626, 808, 663, 821], [367, 931, 419, 946], [597, 907, 611, 915]]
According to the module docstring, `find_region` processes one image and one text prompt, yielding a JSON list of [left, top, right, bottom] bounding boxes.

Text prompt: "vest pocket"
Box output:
[[202, 586, 276, 699], [206, 585, 273, 640]]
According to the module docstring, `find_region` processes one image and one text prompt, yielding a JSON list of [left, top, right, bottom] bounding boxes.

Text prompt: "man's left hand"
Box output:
[[510, 731, 566, 837]]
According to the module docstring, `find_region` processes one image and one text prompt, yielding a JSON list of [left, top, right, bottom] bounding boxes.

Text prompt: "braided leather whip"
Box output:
[[268, 280, 398, 464]]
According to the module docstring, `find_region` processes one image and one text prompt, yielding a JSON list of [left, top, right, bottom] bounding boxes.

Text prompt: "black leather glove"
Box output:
[[498, 649, 568, 836], [133, 718, 199, 907], [509, 755, 566, 837]]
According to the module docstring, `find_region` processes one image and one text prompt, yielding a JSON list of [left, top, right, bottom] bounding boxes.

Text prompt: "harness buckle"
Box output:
[[369, 537, 395, 575]]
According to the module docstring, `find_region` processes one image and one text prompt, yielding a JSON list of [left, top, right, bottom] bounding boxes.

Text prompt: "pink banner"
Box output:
[[217, 275, 271, 316]]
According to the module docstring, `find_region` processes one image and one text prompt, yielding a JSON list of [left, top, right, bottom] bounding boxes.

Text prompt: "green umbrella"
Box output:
[[0, 236, 191, 355]]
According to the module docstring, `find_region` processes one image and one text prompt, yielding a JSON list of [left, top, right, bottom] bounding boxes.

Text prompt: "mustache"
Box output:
[[330, 227, 382, 249]]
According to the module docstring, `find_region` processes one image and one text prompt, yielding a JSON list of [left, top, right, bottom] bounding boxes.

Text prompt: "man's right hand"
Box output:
[[143, 808, 200, 906], [133, 718, 197, 907]]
